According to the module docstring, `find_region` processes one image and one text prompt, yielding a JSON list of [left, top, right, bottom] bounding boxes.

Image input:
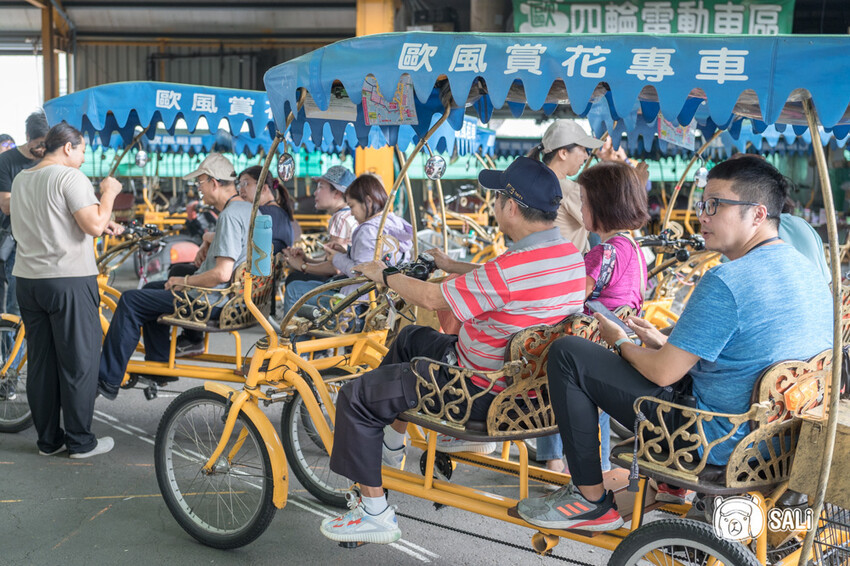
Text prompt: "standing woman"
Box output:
[[11, 122, 124, 458]]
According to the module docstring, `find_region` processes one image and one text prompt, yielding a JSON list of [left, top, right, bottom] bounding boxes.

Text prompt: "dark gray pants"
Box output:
[[17, 276, 101, 454], [547, 335, 689, 486], [330, 325, 491, 487]]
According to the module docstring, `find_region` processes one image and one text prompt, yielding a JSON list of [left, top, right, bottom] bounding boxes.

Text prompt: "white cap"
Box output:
[[541, 120, 604, 153]]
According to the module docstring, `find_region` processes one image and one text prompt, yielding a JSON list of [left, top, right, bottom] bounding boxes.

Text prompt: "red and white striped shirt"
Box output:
[[328, 207, 358, 245], [441, 227, 585, 392]]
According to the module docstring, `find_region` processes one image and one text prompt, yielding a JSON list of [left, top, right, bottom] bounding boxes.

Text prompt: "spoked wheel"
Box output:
[[0, 319, 31, 433], [154, 387, 275, 549], [281, 381, 352, 509], [609, 519, 760, 566]]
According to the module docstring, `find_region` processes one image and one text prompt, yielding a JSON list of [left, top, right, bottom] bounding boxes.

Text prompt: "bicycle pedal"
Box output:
[[338, 541, 367, 549], [143, 384, 158, 400]]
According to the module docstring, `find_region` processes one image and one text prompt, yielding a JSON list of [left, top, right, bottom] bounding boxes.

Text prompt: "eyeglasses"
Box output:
[[197, 176, 215, 187], [501, 185, 529, 208], [694, 197, 763, 217], [238, 179, 254, 189]]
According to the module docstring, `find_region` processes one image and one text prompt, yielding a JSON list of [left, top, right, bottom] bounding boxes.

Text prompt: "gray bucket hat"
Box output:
[[313, 165, 356, 193]]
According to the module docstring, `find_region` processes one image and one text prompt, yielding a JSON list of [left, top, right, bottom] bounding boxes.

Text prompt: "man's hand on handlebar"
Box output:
[[351, 260, 386, 283], [103, 220, 125, 236], [423, 247, 455, 272]]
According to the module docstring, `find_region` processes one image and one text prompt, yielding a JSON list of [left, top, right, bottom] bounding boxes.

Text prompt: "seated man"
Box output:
[[97, 153, 252, 399], [318, 157, 586, 544], [517, 157, 832, 531]]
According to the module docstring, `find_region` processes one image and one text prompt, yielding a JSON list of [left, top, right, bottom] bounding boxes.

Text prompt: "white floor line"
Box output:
[[291, 497, 434, 562], [388, 543, 430, 563], [396, 538, 440, 559]]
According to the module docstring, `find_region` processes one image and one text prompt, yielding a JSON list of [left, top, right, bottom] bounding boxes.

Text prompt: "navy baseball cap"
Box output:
[[478, 156, 562, 213]]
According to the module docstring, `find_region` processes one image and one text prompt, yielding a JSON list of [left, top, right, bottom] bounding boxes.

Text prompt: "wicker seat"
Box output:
[[401, 307, 637, 441], [157, 253, 283, 332], [610, 350, 832, 495]]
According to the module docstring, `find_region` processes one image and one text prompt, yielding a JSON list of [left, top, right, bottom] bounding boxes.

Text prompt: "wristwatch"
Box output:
[[614, 337, 632, 355], [382, 265, 401, 286], [300, 263, 308, 273]]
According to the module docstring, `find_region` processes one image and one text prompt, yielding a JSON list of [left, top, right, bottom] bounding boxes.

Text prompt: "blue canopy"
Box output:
[[44, 82, 275, 146], [88, 129, 277, 156], [264, 32, 850, 147]]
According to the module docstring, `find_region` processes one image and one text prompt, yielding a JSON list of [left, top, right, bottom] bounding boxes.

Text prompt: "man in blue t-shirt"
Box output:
[[516, 158, 832, 533]]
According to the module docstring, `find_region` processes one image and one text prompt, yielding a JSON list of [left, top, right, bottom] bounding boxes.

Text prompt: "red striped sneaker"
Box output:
[[516, 482, 624, 531]]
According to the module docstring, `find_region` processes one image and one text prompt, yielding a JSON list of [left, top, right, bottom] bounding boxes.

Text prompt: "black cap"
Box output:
[[478, 156, 562, 213]]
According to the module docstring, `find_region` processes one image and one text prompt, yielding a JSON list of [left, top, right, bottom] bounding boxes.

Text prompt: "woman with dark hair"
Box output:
[[536, 161, 649, 487], [324, 174, 413, 284], [237, 165, 299, 253], [9, 121, 124, 458]]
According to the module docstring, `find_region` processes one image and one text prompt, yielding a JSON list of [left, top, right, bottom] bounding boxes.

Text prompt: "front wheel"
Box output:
[[0, 318, 31, 433], [609, 519, 760, 566], [154, 387, 276, 549]]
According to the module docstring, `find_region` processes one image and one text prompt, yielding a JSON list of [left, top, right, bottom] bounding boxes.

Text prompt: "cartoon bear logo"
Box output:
[[712, 496, 765, 541]]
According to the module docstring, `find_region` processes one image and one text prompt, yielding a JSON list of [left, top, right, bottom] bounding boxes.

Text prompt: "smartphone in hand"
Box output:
[[586, 300, 637, 337]]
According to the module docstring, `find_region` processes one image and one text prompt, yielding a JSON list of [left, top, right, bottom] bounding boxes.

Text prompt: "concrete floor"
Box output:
[[1, 266, 631, 566]]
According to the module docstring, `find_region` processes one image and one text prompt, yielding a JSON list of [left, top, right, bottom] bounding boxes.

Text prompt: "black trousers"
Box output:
[[17, 276, 101, 454], [330, 325, 491, 487], [547, 335, 689, 486]]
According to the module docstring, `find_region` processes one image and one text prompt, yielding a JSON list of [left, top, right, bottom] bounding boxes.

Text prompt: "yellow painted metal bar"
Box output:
[[168, 326, 178, 368], [513, 440, 529, 500], [202, 382, 289, 508], [422, 432, 438, 490], [627, 477, 649, 530], [228, 427, 250, 465], [395, 148, 419, 258], [798, 97, 843, 564], [201, 389, 251, 470], [381, 468, 627, 551]]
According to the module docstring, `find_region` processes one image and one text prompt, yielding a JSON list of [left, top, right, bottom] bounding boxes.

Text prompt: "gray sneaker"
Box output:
[[517, 482, 624, 531], [70, 437, 115, 459]]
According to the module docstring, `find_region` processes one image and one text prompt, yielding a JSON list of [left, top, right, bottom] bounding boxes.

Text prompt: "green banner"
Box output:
[[513, 0, 795, 34]]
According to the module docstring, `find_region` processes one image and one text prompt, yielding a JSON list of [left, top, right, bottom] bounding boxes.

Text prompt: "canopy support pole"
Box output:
[[373, 104, 451, 261], [798, 96, 843, 564], [395, 148, 419, 259], [425, 141, 449, 255], [108, 127, 149, 179], [661, 130, 722, 231]]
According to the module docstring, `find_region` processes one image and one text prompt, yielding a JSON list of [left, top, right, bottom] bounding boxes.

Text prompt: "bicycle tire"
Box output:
[[0, 319, 31, 433], [281, 386, 351, 509], [155, 387, 276, 549], [609, 518, 760, 566]]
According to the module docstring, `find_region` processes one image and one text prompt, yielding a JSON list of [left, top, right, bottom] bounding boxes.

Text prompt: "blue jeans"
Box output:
[[3, 249, 18, 316], [283, 278, 326, 315], [536, 412, 612, 472]]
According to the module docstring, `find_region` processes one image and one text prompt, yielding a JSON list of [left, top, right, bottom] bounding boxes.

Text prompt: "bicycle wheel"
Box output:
[[281, 385, 351, 509], [0, 319, 31, 433], [155, 387, 276, 549], [609, 518, 760, 566]]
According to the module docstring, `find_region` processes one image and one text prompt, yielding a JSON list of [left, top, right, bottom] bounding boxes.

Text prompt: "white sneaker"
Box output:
[[69, 437, 114, 459], [320, 491, 402, 544], [38, 445, 67, 456], [381, 442, 405, 469], [435, 434, 497, 454]]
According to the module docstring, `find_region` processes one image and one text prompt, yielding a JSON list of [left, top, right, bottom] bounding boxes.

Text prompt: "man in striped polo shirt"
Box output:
[[319, 157, 586, 545]]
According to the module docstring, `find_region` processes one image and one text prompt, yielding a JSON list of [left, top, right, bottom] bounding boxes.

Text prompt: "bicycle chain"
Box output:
[[394, 510, 596, 565]]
